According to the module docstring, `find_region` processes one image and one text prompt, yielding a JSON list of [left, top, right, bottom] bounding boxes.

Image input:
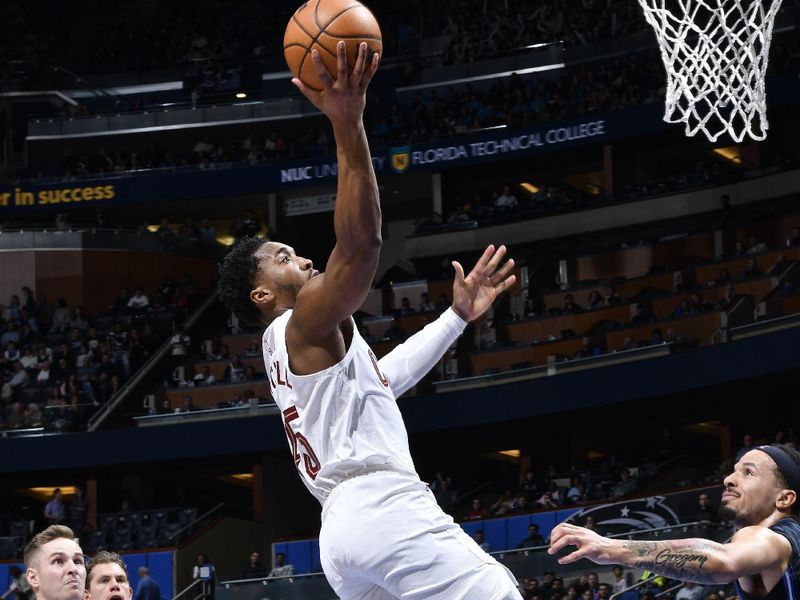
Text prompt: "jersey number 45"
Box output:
[[282, 406, 321, 480]]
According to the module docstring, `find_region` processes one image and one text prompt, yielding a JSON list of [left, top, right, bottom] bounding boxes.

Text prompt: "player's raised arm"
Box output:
[[290, 41, 380, 341], [378, 245, 516, 397], [547, 523, 791, 585]]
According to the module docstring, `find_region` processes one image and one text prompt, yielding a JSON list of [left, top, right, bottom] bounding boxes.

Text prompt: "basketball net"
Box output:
[[637, 0, 783, 142]]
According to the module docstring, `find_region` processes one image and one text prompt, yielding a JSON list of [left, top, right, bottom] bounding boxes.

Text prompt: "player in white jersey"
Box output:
[[218, 41, 522, 600]]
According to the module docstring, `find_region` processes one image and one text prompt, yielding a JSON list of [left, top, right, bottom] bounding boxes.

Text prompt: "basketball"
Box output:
[[284, 0, 382, 92]]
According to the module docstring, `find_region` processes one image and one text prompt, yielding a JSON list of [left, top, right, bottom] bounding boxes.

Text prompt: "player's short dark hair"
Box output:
[[771, 443, 800, 517], [86, 551, 129, 587], [218, 237, 267, 325]]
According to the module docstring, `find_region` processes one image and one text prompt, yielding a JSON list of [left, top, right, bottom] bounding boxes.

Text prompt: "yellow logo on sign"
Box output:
[[390, 147, 411, 174]]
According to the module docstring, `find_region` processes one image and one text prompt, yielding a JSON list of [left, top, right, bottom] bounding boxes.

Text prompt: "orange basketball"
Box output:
[[284, 0, 382, 92]]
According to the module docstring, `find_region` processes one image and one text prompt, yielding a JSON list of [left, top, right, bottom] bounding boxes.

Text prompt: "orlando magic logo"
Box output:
[[565, 496, 680, 533]]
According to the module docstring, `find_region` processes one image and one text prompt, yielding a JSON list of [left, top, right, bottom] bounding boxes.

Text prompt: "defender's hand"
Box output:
[[451, 244, 516, 322], [292, 41, 379, 126], [548, 523, 617, 565]]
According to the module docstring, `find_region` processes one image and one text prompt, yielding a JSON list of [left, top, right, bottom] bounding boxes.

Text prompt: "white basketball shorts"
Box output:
[[319, 470, 523, 600]]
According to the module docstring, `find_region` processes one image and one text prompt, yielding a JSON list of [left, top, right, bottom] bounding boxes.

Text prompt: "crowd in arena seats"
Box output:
[[436, 0, 646, 64], [0, 277, 204, 433], [415, 160, 734, 236], [430, 457, 654, 522], [16, 22, 798, 186]]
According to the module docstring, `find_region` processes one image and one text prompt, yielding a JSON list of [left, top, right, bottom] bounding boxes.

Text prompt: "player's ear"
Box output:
[[250, 286, 276, 311], [777, 489, 796, 511], [26, 567, 39, 591]]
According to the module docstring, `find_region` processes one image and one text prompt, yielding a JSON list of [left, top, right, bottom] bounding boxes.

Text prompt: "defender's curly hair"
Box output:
[[218, 236, 268, 325]]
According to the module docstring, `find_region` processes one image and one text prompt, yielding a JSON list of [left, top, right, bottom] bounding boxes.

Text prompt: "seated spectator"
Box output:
[[562, 294, 580, 314], [434, 479, 457, 507], [768, 253, 789, 275], [69, 306, 89, 330], [384, 322, 407, 340], [605, 286, 623, 305], [714, 268, 732, 285], [224, 355, 246, 382], [267, 553, 294, 578], [9, 361, 30, 389], [243, 342, 260, 357], [465, 498, 486, 520], [676, 582, 705, 600], [611, 565, 629, 594], [789, 226, 800, 247], [649, 328, 664, 345], [674, 272, 692, 292], [536, 491, 559, 509], [673, 299, 690, 318], [585, 290, 604, 310], [243, 365, 259, 381], [733, 240, 746, 256], [419, 292, 436, 312], [741, 258, 761, 279], [746, 235, 768, 254], [193, 366, 216, 386], [516, 524, 545, 548], [490, 489, 516, 515], [566, 479, 588, 503], [127, 287, 150, 313], [241, 551, 265, 579], [494, 185, 518, 209], [695, 492, 718, 522], [473, 530, 490, 552], [26, 402, 43, 428], [36, 360, 53, 386], [5, 401, 27, 429], [396, 297, 416, 315], [630, 305, 653, 325], [716, 284, 737, 310], [584, 515, 603, 534], [435, 294, 450, 312], [520, 577, 540, 600], [519, 469, 539, 503], [180, 396, 199, 412], [574, 337, 600, 358], [50, 298, 71, 333], [689, 292, 713, 312]]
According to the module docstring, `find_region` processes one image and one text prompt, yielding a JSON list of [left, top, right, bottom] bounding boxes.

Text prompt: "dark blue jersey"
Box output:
[[736, 519, 800, 600]]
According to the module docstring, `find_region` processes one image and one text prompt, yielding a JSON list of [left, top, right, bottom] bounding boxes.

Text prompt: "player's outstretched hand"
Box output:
[[292, 41, 379, 126], [451, 244, 516, 322], [548, 523, 617, 565]]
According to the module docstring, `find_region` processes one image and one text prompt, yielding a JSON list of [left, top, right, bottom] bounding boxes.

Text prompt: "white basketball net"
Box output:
[[637, 0, 783, 142]]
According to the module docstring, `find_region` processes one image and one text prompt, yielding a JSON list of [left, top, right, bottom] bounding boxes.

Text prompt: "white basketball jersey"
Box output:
[[262, 310, 419, 505]]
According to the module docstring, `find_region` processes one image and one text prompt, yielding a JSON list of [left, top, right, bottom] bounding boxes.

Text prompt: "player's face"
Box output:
[[85, 563, 132, 600], [721, 450, 784, 526], [254, 242, 317, 306], [26, 538, 86, 600]]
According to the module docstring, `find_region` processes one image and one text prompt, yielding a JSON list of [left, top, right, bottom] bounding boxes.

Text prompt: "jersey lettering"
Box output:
[[282, 406, 321, 480], [269, 359, 293, 390], [368, 349, 389, 387]]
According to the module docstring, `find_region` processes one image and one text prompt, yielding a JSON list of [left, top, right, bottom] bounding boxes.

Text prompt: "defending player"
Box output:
[[23, 525, 86, 600], [548, 444, 800, 599], [84, 552, 132, 600], [218, 41, 521, 599]]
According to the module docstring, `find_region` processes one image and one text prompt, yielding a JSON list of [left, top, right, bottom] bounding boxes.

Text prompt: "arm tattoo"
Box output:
[[619, 540, 720, 584]]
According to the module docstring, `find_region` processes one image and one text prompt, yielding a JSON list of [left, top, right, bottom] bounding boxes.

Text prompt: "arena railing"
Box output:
[[88, 289, 220, 431]]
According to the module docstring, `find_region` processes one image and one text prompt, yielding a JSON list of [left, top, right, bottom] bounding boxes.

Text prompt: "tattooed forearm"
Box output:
[[618, 540, 723, 584]]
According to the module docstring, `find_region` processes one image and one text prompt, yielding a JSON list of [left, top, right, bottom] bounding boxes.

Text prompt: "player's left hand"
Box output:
[[451, 244, 516, 322]]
